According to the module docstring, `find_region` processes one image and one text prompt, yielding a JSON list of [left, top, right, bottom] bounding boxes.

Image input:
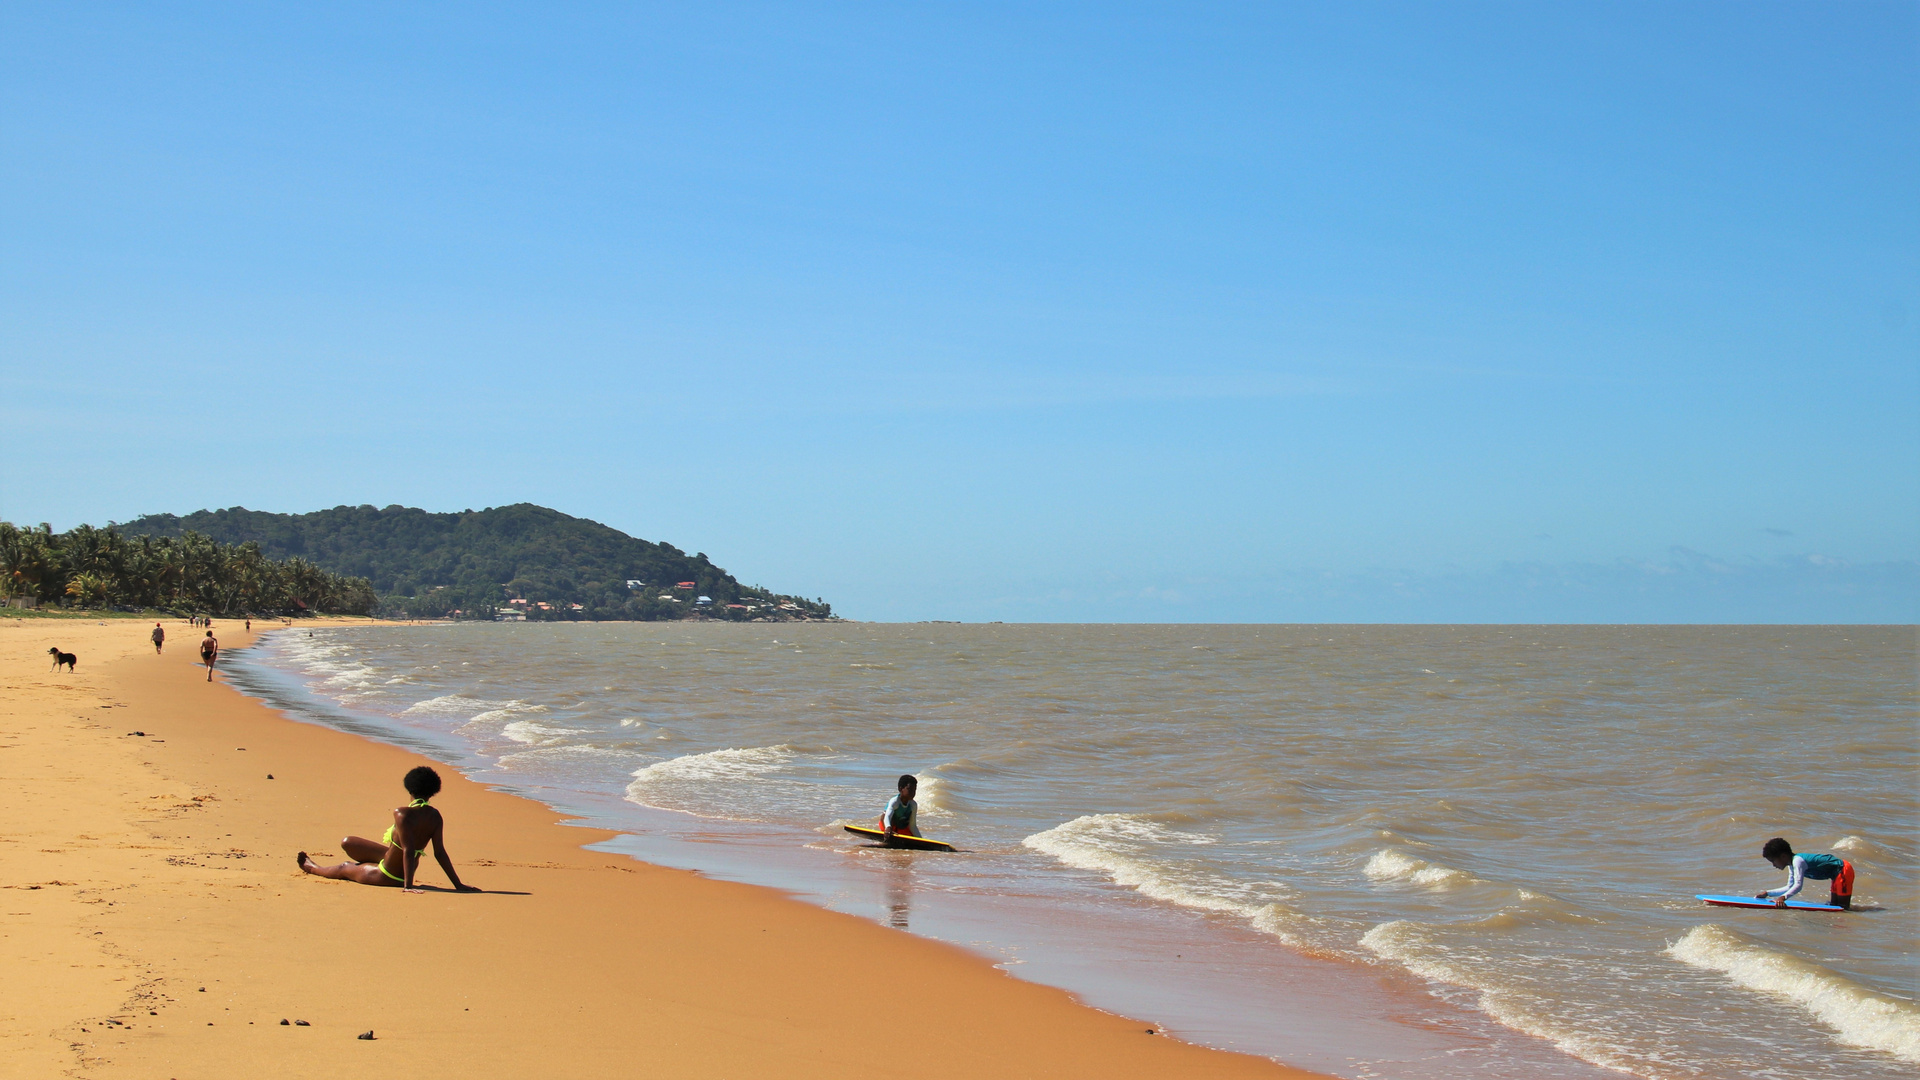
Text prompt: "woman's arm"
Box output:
[[431, 828, 477, 891]]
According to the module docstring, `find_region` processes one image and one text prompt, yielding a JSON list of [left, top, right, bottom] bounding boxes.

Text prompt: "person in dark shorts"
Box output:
[[151, 623, 165, 654], [1757, 837, 1855, 909], [199, 630, 219, 681]]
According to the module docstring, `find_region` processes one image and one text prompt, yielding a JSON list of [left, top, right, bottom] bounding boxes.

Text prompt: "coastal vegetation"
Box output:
[[0, 521, 379, 616], [116, 503, 832, 622]]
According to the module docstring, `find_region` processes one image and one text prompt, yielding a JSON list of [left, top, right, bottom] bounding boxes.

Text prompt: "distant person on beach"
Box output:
[[245, 618, 251, 631], [151, 623, 165, 654], [298, 766, 479, 893], [199, 630, 218, 681], [1757, 837, 1854, 910], [880, 774, 921, 841]]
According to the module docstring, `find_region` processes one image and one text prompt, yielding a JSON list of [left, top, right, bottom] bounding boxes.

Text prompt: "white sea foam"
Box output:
[[1364, 848, 1475, 889], [1832, 834, 1873, 854], [1023, 814, 1310, 945], [630, 745, 796, 786], [1361, 920, 1647, 1076], [499, 720, 586, 746], [495, 745, 633, 769], [623, 745, 803, 819], [912, 774, 957, 818], [1668, 924, 1920, 1063], [326, 669, 384, 691], [402, 694, 524, 718]]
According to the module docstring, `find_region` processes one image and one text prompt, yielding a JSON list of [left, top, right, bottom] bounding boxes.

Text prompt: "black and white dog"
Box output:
[[48, 647, 77, 672]]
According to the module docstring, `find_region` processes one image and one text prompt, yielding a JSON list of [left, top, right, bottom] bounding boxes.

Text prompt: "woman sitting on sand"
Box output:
[[298, 766, 479, 893]]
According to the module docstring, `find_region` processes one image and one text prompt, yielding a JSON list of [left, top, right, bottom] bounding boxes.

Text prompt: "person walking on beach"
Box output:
[[880, 774, 922, 842], [1757, 837, 1855, 910], [198, 629, 219, 681], [151, 622, 165, 654], [297, 766, 480, 893]]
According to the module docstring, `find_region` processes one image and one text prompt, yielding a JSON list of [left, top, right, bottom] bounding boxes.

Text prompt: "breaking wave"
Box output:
[[402, 694, 526, 718], [625, 745, 833, 821], [1668, 924, 1920, 1063], [1364, 848, 1476, 890], [1023, 814, 1312, 945]]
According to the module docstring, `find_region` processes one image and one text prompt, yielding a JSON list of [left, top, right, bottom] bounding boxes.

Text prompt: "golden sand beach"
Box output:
[[0, 617, 1319, 1079]]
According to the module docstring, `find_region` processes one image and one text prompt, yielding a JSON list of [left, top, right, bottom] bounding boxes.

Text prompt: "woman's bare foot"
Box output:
[[296, 851, 312, 874]]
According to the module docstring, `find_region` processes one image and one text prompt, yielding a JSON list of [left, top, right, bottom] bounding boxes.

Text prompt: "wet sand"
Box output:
[[0, 617, 1322, 1079]]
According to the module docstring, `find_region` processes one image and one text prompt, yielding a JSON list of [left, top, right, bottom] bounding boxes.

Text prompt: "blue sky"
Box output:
[[2, 3, 1914, 621]]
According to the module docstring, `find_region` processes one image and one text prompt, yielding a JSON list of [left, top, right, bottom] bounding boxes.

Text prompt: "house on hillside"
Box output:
[[695, 596, 713, 605], [625, 579, 646, 589], [675, 581, 696, 589]]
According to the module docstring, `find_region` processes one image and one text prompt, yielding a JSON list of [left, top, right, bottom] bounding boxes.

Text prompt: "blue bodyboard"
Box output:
[[1696, 893, 1843, 912]]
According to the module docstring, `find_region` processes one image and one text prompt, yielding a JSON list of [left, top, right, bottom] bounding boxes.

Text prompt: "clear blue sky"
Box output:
[[2, 3, 1915, 621]]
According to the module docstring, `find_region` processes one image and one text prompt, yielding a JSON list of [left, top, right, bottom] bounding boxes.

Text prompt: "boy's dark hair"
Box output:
[[404, 766, 443, 800], [1762, 837, 1793, 861], [897, 773, 917, 792]]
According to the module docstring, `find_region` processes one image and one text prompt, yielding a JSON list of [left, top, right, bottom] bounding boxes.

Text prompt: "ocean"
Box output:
[[227, 622, 1917, 1080]]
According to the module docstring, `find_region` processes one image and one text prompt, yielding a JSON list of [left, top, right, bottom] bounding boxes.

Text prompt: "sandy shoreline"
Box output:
[[1, 617, 1322, 1079]]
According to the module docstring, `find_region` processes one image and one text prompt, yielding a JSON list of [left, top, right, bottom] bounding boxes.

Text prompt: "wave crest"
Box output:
[[499, 720, 586, 746], [1362, 920, 1645, 1074], [630, 745, 796, 786], [1364, 848, 1475, 889], [1023, 814, 1308, 945], [403, 694, 530, 718], [1668, 924, 1919, 1063]]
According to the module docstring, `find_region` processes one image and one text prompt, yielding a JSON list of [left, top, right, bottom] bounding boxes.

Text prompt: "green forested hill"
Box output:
[[119, 504, 830, 621]]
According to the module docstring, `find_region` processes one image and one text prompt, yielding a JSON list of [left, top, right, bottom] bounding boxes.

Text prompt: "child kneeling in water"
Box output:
[[880, 774, 921, 842], [1757, 837, 1853, 910]]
